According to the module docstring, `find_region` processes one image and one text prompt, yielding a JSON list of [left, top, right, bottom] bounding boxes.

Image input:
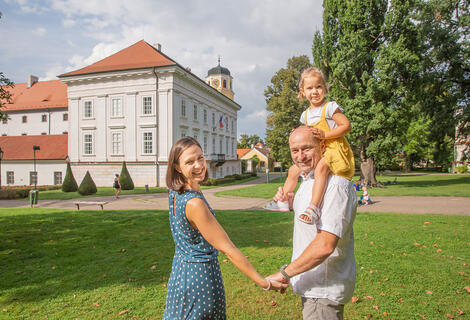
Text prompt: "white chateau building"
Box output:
[[0, 40, 241, 187]]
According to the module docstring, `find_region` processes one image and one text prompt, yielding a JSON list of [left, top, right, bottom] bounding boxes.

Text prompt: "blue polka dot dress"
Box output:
[[163, 189, 226, 320]]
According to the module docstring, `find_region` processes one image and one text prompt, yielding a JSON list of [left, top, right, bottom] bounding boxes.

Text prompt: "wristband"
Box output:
[[280, 264, 291, 280], [262, 278, 271, 291]]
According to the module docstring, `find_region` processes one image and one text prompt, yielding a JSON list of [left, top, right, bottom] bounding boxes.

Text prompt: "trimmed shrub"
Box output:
[[0, 188, 29, 200], [78, 171, 97, 196], [62, 162, 78, 192], [119, 161, 135, 190], [455, 165, 468, 174]]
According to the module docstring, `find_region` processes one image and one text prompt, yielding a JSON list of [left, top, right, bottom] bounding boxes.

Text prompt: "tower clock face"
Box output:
[[212, 79, 219, 87]]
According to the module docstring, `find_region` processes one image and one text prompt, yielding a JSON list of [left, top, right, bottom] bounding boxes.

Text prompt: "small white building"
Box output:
[[0, 40, 241, 187]]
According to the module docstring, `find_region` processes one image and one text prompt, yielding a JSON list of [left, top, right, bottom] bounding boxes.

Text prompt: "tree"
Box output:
[[61, 162, 79, 192], [312, 0, 424, 185], [119, 161, 134, 190], [251, 155, 260, 171], [0, 13, 14, 122], [265, 56, 311, 165], [78, 171, 97, 196], [237, 134, 264, 149]]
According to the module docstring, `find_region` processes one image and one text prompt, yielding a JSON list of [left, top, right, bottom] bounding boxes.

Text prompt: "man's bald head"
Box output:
[[289, 126, 322, 174]]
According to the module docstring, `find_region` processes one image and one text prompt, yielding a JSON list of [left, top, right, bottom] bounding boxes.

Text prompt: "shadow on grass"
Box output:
[[0, 209, 292, 305]]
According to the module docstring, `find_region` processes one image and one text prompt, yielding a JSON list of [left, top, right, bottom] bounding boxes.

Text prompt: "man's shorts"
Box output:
[[301, 297, 344, 320]]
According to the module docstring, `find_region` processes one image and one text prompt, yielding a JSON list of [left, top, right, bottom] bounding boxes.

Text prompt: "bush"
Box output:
[[119, 162, 135, 190], [78, 171, 97, 196], [0, 188, 29, 200], [455, 165, 468, 174], [62, 162, 78, 192], [202, 178, 218, 186]]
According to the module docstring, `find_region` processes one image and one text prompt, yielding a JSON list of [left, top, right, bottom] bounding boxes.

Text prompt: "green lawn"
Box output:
[[216, 173, 470, 198], [1, 208, 468, 319]]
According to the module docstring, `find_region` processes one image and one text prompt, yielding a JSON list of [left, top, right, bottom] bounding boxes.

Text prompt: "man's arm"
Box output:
[[268, 229, 339, 283]]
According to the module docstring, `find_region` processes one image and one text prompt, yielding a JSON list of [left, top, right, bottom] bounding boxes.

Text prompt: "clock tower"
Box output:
[[206, 57, 234, 100]]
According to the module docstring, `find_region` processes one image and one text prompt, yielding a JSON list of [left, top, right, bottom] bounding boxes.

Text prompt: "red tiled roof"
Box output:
[[60, 40, 176, 77], [0, 134, 68, 160], [237, 148, 250, 159], [1, 80, 67, 111]]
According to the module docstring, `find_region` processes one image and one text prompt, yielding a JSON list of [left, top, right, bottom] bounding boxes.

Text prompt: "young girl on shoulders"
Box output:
[[266, 67, 355, 224]]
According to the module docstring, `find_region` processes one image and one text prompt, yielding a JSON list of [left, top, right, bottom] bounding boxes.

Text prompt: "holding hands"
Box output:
[[263, 277, 288, 293]]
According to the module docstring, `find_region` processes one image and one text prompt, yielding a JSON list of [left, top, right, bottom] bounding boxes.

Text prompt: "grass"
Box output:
[[28, 176, 258, 200], [216, 173, 470, 198], [1, 208, 468, 319]]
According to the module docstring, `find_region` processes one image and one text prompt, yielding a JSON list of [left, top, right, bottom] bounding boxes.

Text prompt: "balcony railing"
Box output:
[[209, 153, 225, 166]]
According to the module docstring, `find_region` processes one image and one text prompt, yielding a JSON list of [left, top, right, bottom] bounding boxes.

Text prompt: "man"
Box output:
[[268, 126, 357, 319]]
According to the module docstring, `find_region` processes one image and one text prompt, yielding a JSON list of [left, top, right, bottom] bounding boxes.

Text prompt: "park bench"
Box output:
[[74, 201, 108, 210]]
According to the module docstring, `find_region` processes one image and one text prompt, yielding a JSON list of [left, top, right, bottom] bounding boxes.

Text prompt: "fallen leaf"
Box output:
[[445, 314, 454, 319], [417, 313, 426, 319], [102, 274, 106, 278], [121, 248, 126, 252], [459, 272, 467, 277], [398, 298, 403, 303], [382, 312, 387, 316], [384, 278, 389, 282], [364, 296, 374, 300], [370, 241, 374, 245], [119, 310, 128, 315], [426, 290, 433, 295], [415, 242, 421, 246], [73, 294, 76, 299], [458, 308, 464, 315], [372, 305, 379, 312], [270, 300, 277, 307], [463, 286, 470, 293], [93, 303, 100, 307], [3, 308, 7, 312], [433, 244, 439, 247], [437, 249, 443, 253], [52, 266, 56, 270], [422, 245, 427, 248], [222, 259, 228, 263], [380, 293, 386, 296], [424, 221, 430, 224], [150, 265, 157, 270], [351, 296, 359, 303]]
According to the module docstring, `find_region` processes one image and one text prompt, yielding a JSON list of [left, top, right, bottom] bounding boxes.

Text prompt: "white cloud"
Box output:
[[32, 27, 46, 36], [62, 18, 75, 28]]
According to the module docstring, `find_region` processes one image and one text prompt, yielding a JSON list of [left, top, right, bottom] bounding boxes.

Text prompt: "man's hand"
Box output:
[[267, 272, 289, 294]]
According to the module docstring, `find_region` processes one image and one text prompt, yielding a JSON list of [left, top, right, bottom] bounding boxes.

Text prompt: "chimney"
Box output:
[[153, 43, 162, 51], [27, 75, 39, 88]]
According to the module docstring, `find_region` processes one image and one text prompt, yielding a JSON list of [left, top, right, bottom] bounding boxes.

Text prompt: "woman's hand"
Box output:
[[262, 278, 288, 293]]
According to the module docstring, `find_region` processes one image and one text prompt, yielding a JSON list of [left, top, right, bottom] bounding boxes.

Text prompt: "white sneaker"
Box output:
[[263, 200, 290, 212]]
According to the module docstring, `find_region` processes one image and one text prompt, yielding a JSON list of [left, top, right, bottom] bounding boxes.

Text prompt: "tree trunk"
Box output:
[[360, 147, 379, 186]]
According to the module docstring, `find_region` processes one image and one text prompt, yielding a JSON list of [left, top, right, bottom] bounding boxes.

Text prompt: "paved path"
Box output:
[[1, 174, 469, 215]]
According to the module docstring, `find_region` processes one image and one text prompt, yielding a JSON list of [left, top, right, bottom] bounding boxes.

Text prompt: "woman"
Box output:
[[163, 137, 285, 319], [113, 174, 121, 198]]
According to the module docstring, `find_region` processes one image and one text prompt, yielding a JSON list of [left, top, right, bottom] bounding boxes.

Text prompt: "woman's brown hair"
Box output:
[[166, 137, 209, 193]]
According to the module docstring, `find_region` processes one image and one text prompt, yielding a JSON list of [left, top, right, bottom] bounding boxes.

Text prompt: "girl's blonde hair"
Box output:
[[297, 67, 329, 101]]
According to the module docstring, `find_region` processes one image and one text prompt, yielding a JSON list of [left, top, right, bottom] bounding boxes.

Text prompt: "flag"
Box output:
[[219, 115, 224, 128]]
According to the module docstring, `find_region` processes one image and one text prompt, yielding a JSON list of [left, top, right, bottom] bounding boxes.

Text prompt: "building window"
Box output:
[[41, 114, 47, 122], [212, 112, 215, 126], [41, 132, 47, 135], [223, 79, 227, 88], [142, 96, 153, 115], [203, 136, 208, 154], [54, 172, 63, 185], [181, 129, 187, 138], [203, 109, 207, 124], [212, 137, 216, 153], [143, 132, 153, 154], [193, 131, 198, 142], [63, 113, 68, 121], [1, 134, 6, 136], [181, 99, 186, 117], [219, 139, 223, 153], [62, 131, 68, 134], [230, 80, 232, 89], [6, 171, 14, 184], [232, 140, 235, 157], [226, 139, 229, 156], [111, 132, 122, 155], [111, 98, 123, 117], [30, 171, 38, 186], [83, 101, 93, 119], [83, 133, 93, 155], [231, 120, 234, 132], [21, 133, 27, 136], [22, 116, 27, 123], [193, 104, 198, 121], [226, 117, 229, 131]]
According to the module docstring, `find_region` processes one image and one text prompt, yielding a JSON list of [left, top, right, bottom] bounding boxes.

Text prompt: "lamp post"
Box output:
[[33, 145, 40, 189], [0, 147, 3, 190]]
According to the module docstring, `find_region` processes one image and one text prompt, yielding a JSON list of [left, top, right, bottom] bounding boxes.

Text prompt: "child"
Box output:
[[360, 186, 370, 205], [265, 67, 355, 224]]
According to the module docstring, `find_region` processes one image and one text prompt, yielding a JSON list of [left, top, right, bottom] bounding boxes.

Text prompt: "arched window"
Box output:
[[223, 79, 227, 88]]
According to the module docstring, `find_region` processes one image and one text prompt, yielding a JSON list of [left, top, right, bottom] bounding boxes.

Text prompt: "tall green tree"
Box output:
[[313, 0, 428, 184], [265, 56, 311, 165], [237, 134, 264, 149], [0, 71, 13, 122]]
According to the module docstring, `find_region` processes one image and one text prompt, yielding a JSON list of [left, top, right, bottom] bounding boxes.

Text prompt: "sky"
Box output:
[[0, 0, 323, 139]]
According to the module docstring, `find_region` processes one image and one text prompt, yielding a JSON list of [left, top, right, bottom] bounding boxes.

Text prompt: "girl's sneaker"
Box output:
[[264, 200, 290, 212]]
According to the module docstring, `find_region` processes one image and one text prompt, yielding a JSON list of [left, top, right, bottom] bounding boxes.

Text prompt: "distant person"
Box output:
[[113, 174, 121, 198], [163, 137, 286, 319], [268, 127, 357, 320], [265, 67, 355, 226], [360, 186, 370, 205]]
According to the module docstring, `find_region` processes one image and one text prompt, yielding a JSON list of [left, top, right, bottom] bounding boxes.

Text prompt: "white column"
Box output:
[[126, 92, 137, 161], [96, 95, 107, 161], [69, 97, 80, 162], [158, 88, 172, 162]]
